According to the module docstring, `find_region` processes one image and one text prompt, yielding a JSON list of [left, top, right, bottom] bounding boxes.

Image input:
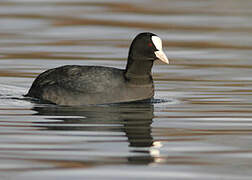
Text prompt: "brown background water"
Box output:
[[0, 0, 252, 179]]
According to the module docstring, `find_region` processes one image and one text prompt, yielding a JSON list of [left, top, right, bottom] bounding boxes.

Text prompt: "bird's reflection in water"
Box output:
[[32, 102, 158, 165]]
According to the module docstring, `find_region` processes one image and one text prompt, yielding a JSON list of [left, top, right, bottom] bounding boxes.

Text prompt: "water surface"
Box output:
[[1, 0, 252, 179]]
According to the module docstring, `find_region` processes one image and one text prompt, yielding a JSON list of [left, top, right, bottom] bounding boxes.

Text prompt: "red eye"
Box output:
[[148, 43, 153, 47]]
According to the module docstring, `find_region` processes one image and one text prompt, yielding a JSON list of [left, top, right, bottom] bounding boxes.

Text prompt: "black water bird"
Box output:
[[25, 32, 169, 105]]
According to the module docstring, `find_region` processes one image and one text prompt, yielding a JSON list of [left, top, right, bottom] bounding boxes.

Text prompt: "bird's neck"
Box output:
[[124, 57, 154, 84]]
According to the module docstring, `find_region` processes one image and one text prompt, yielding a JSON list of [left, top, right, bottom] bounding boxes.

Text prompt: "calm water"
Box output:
[[1, 0, 252, 179]]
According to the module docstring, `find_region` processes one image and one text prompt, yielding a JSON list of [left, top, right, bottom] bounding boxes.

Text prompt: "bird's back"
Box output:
[[26, 65, 153, 105]]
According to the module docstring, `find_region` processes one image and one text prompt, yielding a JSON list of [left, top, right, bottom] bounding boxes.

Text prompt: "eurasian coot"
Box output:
[[25, 32, 169, 105]]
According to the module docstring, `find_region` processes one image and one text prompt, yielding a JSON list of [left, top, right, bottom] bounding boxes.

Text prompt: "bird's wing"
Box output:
[[30, 65, 124, 95]]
